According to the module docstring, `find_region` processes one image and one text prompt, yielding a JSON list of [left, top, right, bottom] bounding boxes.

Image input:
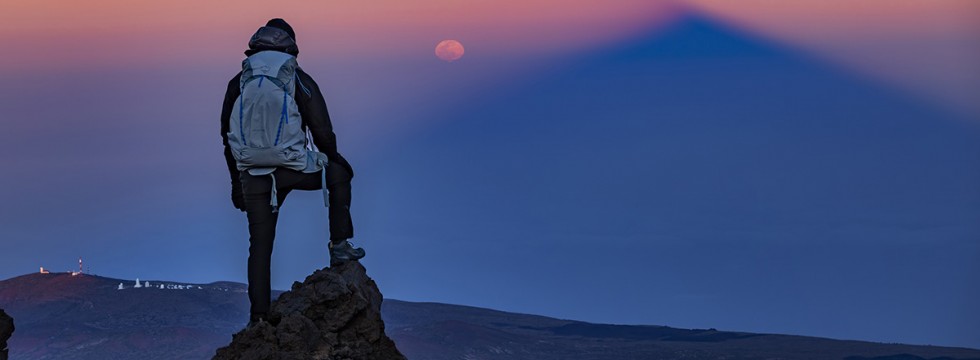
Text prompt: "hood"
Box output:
[[245, 26, 298, 57]]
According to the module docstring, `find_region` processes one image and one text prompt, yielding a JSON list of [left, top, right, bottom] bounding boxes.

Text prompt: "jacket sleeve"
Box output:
[[220, 72, 245, 206], [294, 68, 352, 175]]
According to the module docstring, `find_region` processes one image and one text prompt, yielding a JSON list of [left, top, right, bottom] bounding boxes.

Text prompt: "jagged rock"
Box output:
[[0, 308, 13, 360], [213, 262, 405, 360]]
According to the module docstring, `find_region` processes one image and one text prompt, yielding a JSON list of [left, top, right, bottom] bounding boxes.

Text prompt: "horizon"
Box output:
[[1, 270, 972, 351], [1, 0, 978, 352]]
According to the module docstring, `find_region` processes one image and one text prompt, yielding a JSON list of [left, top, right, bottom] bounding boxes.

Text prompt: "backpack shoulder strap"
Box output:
[[294, 67, 313, 97]]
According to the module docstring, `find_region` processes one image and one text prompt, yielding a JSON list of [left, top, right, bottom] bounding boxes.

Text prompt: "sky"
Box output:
[[1, 0, 979, 350]]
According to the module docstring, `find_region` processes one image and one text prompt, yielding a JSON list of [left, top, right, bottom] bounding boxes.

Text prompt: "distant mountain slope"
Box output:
[[1, 272, 978, 359], [383, 300, 980, 360], [0, 272, 249, 360]]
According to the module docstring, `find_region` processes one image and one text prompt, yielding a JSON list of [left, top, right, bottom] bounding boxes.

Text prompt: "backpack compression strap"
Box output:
[[269, 173, 279, 213], [268, 159, 329, 213]]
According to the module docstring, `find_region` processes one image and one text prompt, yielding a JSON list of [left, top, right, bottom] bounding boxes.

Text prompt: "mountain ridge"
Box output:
[[1, 271, 978, 359]]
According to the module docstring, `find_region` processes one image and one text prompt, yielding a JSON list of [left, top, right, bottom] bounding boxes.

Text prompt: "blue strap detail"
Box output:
[[282, 88, 289, 124], [295, 72, 311, 97], [258, 76, 264, 88], [273, 89, 288, 145], [238, 94, 247, 146], [269, 173, 279, 213]]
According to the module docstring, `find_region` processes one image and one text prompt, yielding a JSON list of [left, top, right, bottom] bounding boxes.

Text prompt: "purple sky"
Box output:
[[1, 1, 979, 350]]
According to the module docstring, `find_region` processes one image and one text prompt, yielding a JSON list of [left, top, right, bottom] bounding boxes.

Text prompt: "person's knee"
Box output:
[[326, 164, 352, 187]]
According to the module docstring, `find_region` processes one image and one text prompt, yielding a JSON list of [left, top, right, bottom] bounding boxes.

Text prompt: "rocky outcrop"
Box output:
[[0, 308, 13, 360], [213, 262, 405, 360]]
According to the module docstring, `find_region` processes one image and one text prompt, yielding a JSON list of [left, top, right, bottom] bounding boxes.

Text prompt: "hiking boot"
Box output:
[[329, 239, 366, 266]]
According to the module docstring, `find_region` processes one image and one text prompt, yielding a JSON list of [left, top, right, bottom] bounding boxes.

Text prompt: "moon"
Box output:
[[435, 40, 464, 62]]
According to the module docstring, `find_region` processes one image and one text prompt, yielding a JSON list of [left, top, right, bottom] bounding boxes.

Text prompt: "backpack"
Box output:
[[227, 50, 329, 212]]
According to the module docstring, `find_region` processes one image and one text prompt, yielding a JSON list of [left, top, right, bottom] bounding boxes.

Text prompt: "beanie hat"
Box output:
[[265, 18, 295, 42]]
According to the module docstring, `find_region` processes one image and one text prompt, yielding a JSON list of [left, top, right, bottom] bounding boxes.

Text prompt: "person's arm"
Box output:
[[220, 72, 246, 211], [294, 68, 353, 176]]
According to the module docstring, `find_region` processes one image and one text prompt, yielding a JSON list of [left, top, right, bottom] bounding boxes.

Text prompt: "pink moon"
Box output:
[[435, 40, 465, 62]]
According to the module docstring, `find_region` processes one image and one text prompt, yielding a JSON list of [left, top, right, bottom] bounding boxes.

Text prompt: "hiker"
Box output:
[[219, 18, 365, 326]]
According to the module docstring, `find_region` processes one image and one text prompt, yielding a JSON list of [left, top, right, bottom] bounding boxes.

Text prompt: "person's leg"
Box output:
[[320, 163, 363, 266], [292, 162, 362, 266], [325, 162, 354, 242], [293, 163, 354, 242], [242, 171, 292, 318]]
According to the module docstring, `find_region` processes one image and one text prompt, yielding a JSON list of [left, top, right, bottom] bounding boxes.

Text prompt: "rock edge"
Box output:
[[213, 262, 405, 360]]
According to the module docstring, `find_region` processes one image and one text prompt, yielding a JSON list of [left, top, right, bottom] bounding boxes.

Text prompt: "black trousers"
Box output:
[[240, 163, 353, 316]]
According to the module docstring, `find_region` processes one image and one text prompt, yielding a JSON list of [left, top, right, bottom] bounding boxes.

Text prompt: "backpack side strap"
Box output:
[[269, 173, 279, 213]]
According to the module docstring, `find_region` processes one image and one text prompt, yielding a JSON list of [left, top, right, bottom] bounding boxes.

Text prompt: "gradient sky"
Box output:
[[1, 0, 978, 350]]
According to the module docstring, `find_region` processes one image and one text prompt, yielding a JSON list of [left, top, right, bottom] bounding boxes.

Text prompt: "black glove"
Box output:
[[231, 182, 246, 212]]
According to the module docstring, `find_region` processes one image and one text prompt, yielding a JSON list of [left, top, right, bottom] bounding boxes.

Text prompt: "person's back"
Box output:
[[219, 18, 365, 327]]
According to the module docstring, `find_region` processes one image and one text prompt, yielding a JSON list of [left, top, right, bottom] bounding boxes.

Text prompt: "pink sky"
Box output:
[[0, 0, 671, 69], [1, 0, 977, 116]]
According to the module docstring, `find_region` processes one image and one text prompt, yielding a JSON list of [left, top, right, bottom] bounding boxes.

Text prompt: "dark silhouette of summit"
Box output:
[[213, 262, 405, 360]]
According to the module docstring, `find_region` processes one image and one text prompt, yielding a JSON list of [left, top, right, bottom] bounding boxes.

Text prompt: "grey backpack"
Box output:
[[227, 50, 328, 212]]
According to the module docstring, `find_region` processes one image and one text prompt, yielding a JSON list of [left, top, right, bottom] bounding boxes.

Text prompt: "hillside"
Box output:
[[0, 272, 249, 359], [1, 271, 978, 360]]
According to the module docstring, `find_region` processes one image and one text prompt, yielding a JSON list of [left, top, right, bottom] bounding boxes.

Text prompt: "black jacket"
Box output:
[[220, 26, 351, 209]]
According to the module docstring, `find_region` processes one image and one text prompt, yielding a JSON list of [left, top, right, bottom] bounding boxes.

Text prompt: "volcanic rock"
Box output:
[[0, 308, 13, 360], [213, 262, 405, 360]]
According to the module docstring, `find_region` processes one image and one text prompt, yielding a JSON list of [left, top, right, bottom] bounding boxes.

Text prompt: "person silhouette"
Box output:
[[219, 18, 365, 326]]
